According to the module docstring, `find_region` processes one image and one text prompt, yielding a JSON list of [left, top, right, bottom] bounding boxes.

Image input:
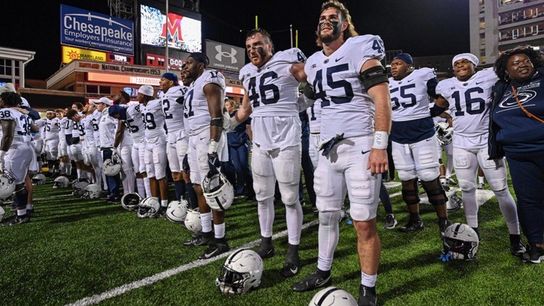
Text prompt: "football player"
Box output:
[[182, 53, 230, 259], [58, 109, 73, 177], [291, 2, 390, 304], [96, 97, 121, 202], [44, 110, 61, 175], [160, 72, 189, 202], [0, 92, 34, 225], [387, 53, 450, 234], [70, 103, 87, 181], [433, 53, 524, 255], [226, 28, 307, 275], [112, 90, 136, 195], [139, 85, 169, 208], [79, 103, 102, 188]]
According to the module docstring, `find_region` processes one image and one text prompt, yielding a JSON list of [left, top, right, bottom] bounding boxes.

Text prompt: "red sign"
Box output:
[[161, 13, 184, 43], [146, 53, 186, 70]]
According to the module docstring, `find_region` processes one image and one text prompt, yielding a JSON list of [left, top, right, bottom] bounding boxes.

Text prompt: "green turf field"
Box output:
[[0, 181, 542, 306]]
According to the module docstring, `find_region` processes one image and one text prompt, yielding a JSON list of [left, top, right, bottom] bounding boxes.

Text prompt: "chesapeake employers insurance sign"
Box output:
[[60, 4, 134, 55]]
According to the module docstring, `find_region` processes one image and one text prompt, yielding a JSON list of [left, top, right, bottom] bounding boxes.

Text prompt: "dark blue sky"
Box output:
[[1, 0, 469, 79]]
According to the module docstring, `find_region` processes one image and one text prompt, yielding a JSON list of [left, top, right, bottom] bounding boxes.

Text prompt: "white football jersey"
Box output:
[[142, 99, 167, 142], [0, 108, 30, 145], [60, 117, 72, 136], [44, 118, 61, 141], [125, 103, 145, 143], [90, 110, 101, 146], [305, 35, 385, 141], [389, 68, 437, 122], [98, 108, 117, 148], [81, 115, 95, 145], [184, 69, 226, 136], [72, 115, 84, 138], [307, 100, 322, 134], [161, 85, 187, 135], [239, 48, 306, 117], [436, 68, 498, 149]]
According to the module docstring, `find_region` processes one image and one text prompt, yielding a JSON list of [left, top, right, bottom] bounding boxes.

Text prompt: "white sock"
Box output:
[[17, 209, 27, 216], [26, 203, 33, 210], [361, 272, 377, 287], [285, 201, 303, 245], [161, 200, 168, 208], [136, 178, 145, 198], [200, 212, 212, 233], [495, 189, 521, 235], [77, 168, 82, 180], [462, 188, 478, 228], [317, 211, 341, 271], [143, 177, 151, 198], [214, 223, 225, 239], [257, 198, 275, 238], [478, 176, 485, 185]]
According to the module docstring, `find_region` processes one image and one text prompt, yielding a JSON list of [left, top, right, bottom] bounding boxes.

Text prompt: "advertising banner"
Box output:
[[205, 40, 245, 72], [140, 4, 201, 52], [62, 46, 107, 64], [60, 4, 134, 55]]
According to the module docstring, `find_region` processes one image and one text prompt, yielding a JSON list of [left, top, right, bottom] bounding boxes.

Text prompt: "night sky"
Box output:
[[1, 0, 469, 80]]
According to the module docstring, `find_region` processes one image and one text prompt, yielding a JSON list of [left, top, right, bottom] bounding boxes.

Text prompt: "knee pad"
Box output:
[[421, 178, 447, 206], [319, 210, 342, 226], [417, 167, 440, 182], [401, 178, 420, 205], [14, 184, 28, 208], [280, 184, 299, 206], [458, 178, 476, 192], [488, 178, 507, 192]]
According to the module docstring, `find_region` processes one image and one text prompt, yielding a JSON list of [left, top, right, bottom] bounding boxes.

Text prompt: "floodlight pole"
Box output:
[[290, 24, 293, 48], [165, 0, 169, 72]]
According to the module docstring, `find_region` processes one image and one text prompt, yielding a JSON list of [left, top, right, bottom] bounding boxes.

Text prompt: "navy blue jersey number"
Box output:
[[391, 84, 417, 111], [247, 71, 280, 108], [313, 64, 354, 107], [452, 87, 485, 116], [183, 90, 195, 118]]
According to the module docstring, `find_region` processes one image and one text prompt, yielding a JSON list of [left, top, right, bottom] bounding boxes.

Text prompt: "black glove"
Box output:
[[207, 152, 221, 169], [182, 155, 190, 172], [320, 133, 344, 157]]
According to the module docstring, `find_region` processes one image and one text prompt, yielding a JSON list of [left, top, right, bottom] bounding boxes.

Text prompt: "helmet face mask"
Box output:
[[443, 223, 479, 260], [137, 197, 160, 218], [435, 122, 453, 146], [121, 193, 142, 211], [215, 249, 263, 295], [103, 154, 122, 177], [0, 172, 16, 200]]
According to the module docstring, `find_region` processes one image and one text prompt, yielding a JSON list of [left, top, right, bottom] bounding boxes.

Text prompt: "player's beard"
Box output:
[[318, 20, 342, 44]]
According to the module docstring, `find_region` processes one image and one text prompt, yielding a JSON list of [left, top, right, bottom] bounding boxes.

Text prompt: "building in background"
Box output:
[[471, 0, 544, 65]]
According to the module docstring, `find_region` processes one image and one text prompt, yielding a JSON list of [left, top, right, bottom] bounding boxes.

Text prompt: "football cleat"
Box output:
[[358, 285, 377, 306], [0, 172, 16, 200], [399, 218, 424, 233], [292, 270, 332, 292], [384, 214, 398, 230], [202, 171, 234, 211], [120, 193, 142, 211], [443, 223, 479, 260], [216, 249, 263, 295], [166, 199, 188, 223], [200, 240, 230, 260], [137, 197, 160, 218], [309, 287, 357, 306], [8, 215, 30, 226]]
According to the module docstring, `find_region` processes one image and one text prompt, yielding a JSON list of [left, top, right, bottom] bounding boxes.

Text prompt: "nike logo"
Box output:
[[476, 81, 484, 85], [289, 266, 299, 275], [361, 150, 370, 155], [335, 57, 344, 62], [202, 249, 219, 259]]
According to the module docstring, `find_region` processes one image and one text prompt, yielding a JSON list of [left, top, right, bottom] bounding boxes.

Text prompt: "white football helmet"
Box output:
[[184, 209, 202, 233], [0, 172, 16, 200], [82, 184, 102, 199], [216, 249, 263, 295], [443, 223, 479, 260], [446, 192, 463, 212], [72, 180, 90, 197], [166, 199, 188, 223], [202, 172, 234, 211], [0, 205, 4, 222], [137, 197, 160, 218], [121, 192, 142, 211], [32, 173, 47, 185], [53, 176, 70, 188], [103, 153, 122, 177], [435, 122, 453, 146], [309, 287, 358, 306]]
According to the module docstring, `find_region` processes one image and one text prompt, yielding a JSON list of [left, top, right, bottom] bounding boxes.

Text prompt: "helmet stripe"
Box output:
[[317, 287, 340, 305]]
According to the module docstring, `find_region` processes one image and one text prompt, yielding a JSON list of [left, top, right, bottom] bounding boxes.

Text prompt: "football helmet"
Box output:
[[446, 192, 463, 212], [166, 199, 188, 223], [82, 184, 102, 199], [202, 171, 234, 211], [443, 223, 479, 260], [309, 287, 358, 306], [32, 173, 47, 185], [53, 176, 70, 188], [121, 192, 142, 211], [137, 197, 160, 218], [435, 122, 453, 146], [103, 153, 122, 177], [0, 172, 16, 200], [184, 209, 202, 233], [72, 179, 90, 198], [216, 249, 263, 295]]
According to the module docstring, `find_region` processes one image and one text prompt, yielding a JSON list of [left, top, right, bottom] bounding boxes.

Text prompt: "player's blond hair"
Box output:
[[316, 0, 359, 47]]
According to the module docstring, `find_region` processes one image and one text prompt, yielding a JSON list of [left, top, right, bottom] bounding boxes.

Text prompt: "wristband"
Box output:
[[372, 131, 389, 149], [208, 140, 219, 154]]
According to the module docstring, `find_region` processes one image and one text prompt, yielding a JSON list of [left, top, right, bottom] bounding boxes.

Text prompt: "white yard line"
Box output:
[[66, 220, 319, 306]]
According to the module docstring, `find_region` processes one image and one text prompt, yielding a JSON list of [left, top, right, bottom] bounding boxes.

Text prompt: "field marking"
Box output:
[[66, 219, 319, 306]]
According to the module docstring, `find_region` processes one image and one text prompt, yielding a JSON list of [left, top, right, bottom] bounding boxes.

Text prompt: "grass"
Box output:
[[0, 180, 542, 306]]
